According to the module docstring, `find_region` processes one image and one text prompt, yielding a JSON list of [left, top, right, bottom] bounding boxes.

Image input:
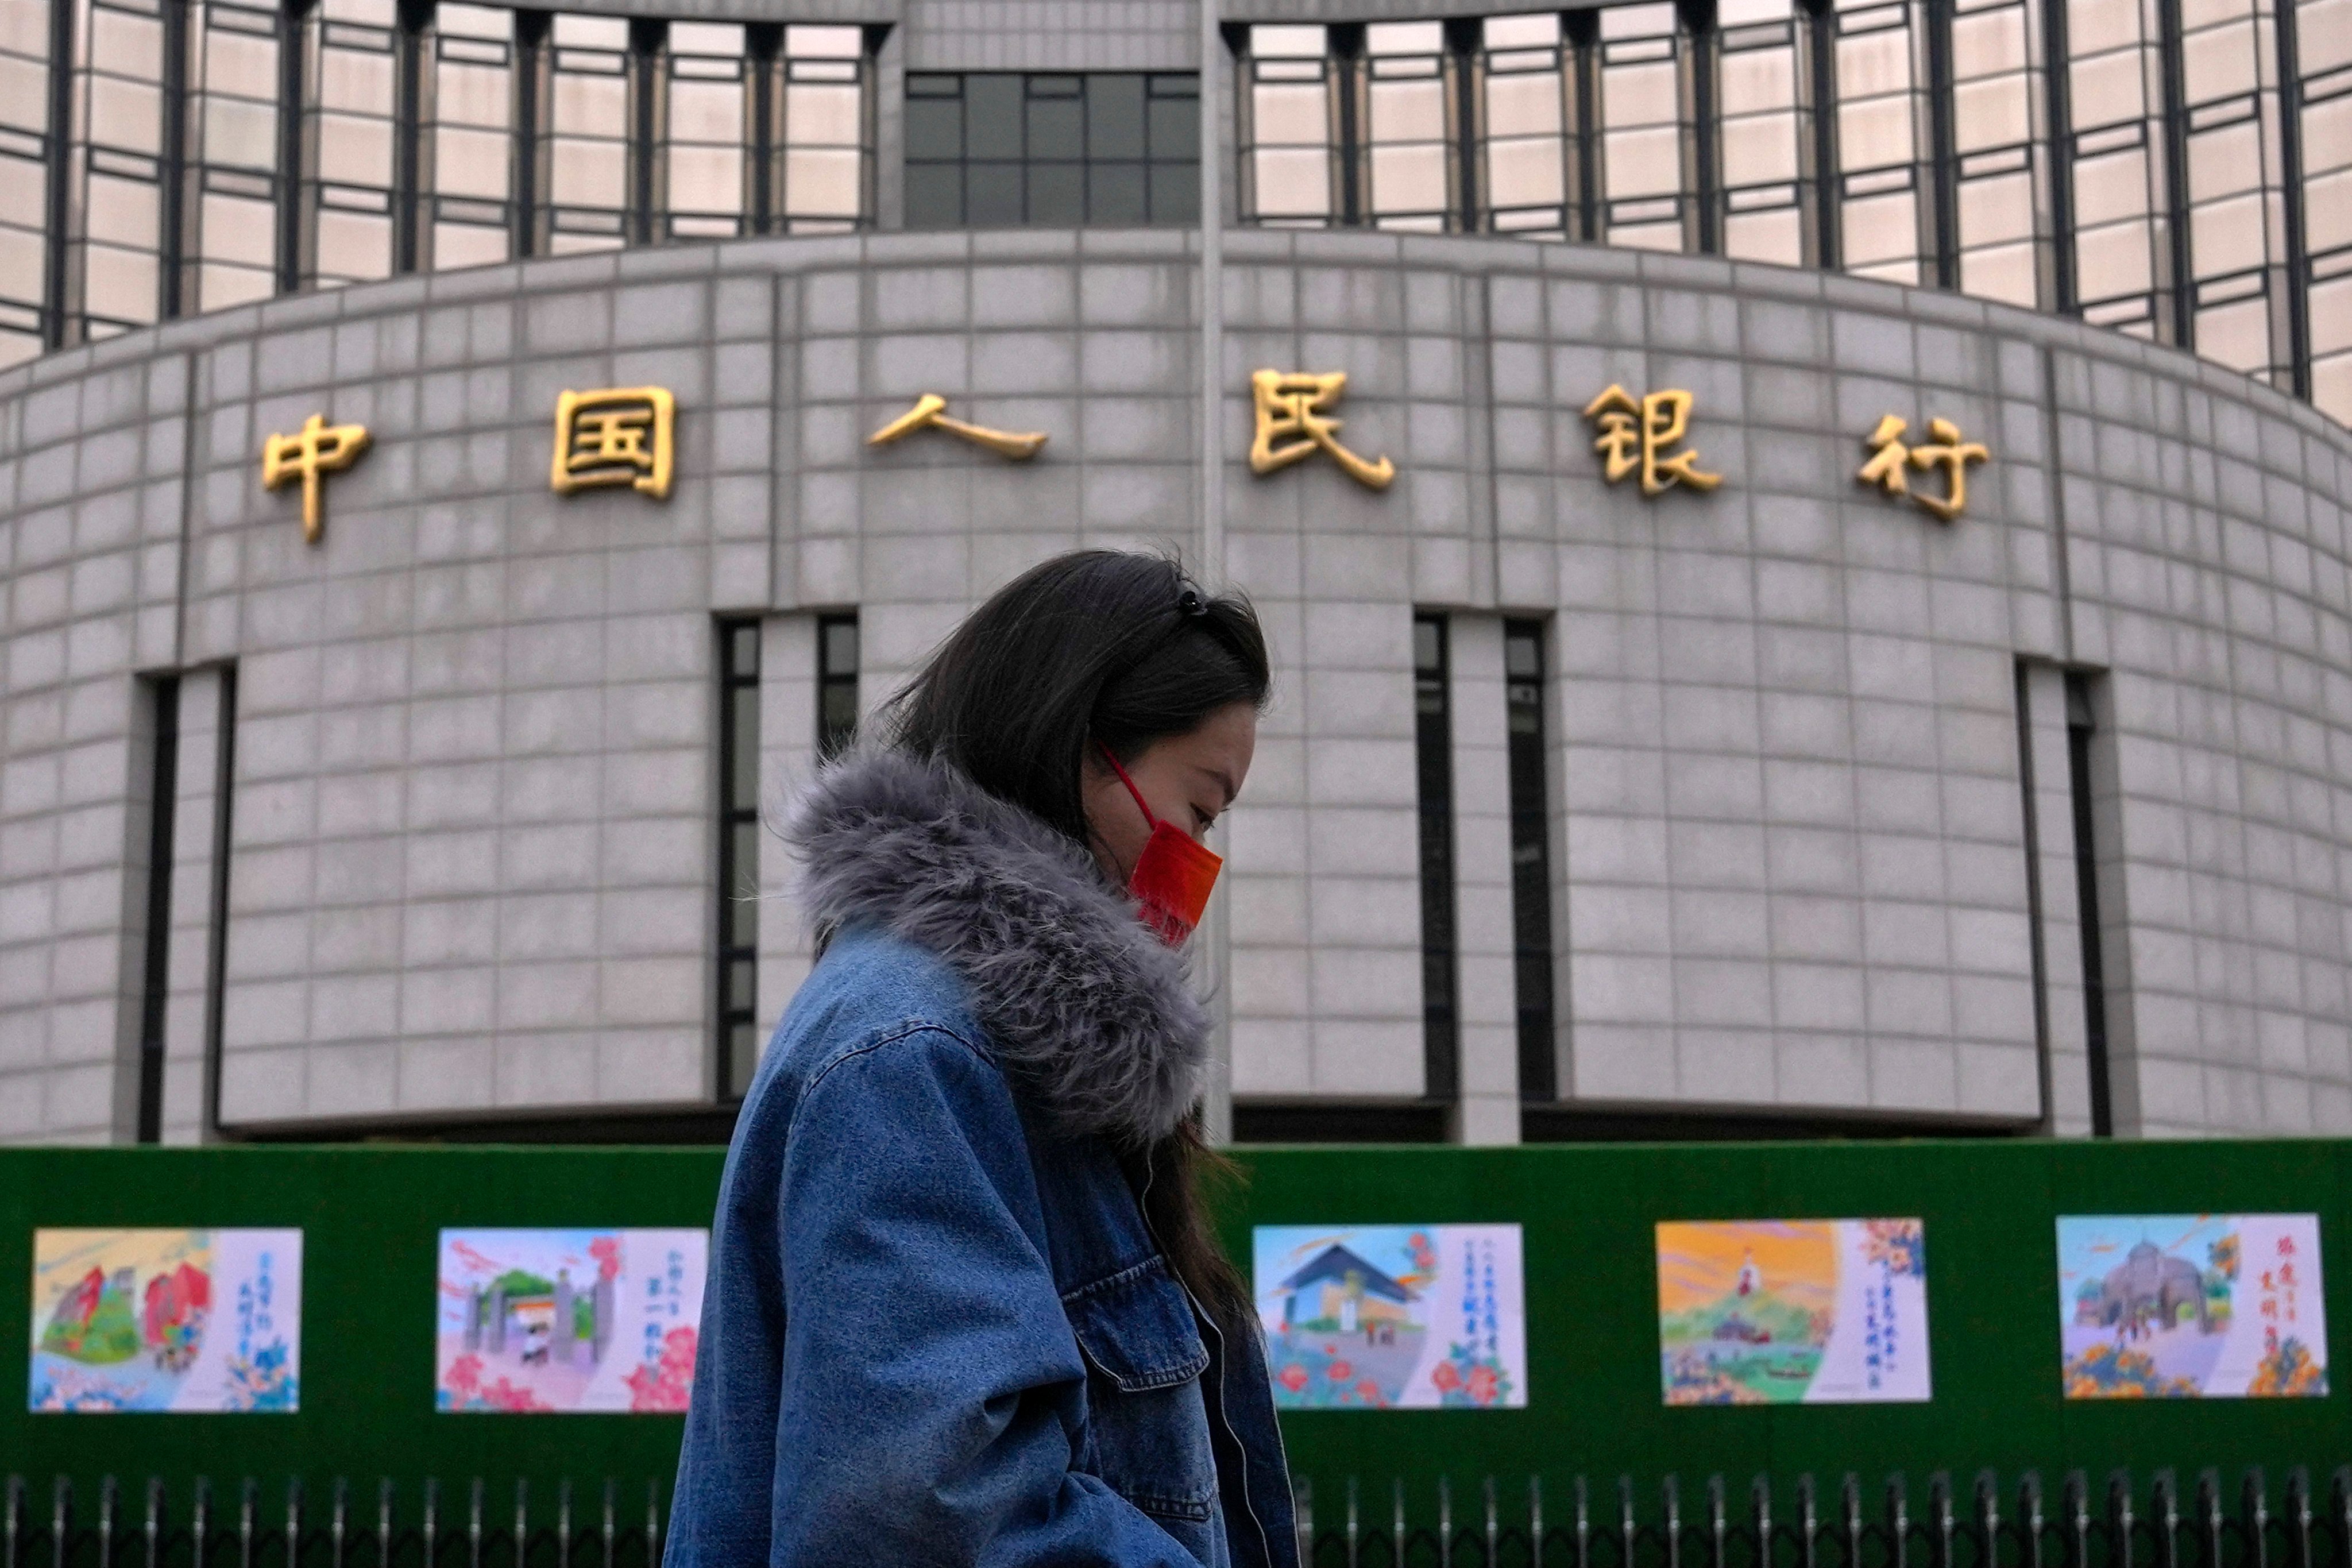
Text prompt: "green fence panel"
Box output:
[[3, 1139, 2347, 1504]]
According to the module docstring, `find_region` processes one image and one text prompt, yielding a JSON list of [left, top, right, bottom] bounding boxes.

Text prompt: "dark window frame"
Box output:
[[716, 617, 762, 1099], [1413, 611, 1459, 1107], [902, 69, 1202, 229], [1503, 619, 1557, 1103]]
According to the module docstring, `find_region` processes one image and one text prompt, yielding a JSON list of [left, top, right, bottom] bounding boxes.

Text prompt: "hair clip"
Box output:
[[1177, 587, 1207, 619]]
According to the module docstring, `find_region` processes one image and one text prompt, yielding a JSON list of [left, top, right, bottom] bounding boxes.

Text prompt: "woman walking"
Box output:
[[668, 550, 1296, 1567]]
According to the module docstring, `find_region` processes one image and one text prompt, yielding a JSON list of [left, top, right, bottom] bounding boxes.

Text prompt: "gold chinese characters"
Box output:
[[261, 413, 372, 543], [1584, 386, 1720, 496], [1857, 414, 1989, 522], [867, 394, 1048, 459], [551, 387, 675, 499], [1248, 370, 1395, 491]]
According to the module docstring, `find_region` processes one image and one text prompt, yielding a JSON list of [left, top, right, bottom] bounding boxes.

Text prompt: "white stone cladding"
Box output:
[[1, 229, 2349, 1142]]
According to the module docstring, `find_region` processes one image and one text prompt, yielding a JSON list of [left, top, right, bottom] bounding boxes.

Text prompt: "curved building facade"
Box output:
[[2, 0, 2350, 1147]]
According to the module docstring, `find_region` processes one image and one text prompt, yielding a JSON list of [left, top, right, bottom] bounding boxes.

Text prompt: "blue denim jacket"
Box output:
[[669, 752, 1297, 1568]]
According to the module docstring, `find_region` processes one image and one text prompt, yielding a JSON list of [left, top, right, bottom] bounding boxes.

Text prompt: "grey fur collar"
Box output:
[[784, 749, 1208, 1145]]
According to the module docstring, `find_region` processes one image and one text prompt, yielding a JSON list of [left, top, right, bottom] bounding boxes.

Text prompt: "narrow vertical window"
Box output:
[[541, 14, 631, 254], [1478, 11, 1576, 238], [2293, 0, 2352, 420], [1504, 621, 1556, 1103], [67, 0, 174, 338], [778, 24, 869, 234], [136, 675, 180, 1145], [717, 619, 761, 1098], [1414, 612, 1459, 1105], [302, 0, 400, 290], [662, 22, 749, 240], [1714, 0, 1813, 268], [1595, 2, 1689, 250], [1241, 25, 1338, 227], [185, 0, 287, 312], [818, 613, 859, 759], [2065, 672, 2114, 1137], [1949, 0, 2045, 309], [0, 0, 55, 365], [1362, 21, 1453, 231]]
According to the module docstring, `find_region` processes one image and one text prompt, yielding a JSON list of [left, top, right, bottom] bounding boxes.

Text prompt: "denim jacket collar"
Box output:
[[786, 749, 1210, 1145]]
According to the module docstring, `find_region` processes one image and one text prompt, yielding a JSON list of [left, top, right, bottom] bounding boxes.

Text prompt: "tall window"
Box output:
[[1716, 0, 1812, 267], [136, 675, 180, 1145], [1413, 613, 1459, 1106], [303, 0, 399, 289], [717, 619, 761, 1099], [0, 0, 52, 364], [1479, 11, 1576, 237], [1364, 21, 1453, 230], [1597, 2, 1688, 250], [68, 0, 172, 338], [1949, 0, 2045, 307], [2064, 673, 2114, 1137], [903, 72, 1198, 228], [542, 14, 631, 254], [776, 24, 868, 233], [662, 22, 747, 240], [2067, 0, 2169, 333], [1832, 0, 1933, 285], [2301, 0, 2352, 419], [818, 613, 858, 759], [425, 2, 514, 270], [186, 0, 286, 311], [1503, 621, 1556, 1104], [1243, 25, 1337, 226], [2181, 0, 2288, 379]]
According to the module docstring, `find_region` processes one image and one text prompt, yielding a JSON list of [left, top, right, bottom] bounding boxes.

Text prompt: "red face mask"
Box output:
[[1099, 744, 1223, 946]]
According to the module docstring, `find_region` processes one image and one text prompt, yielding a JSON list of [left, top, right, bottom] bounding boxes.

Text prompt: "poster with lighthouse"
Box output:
[[434, 1229, 706, 1413], [1656, 1219, 1931, 1405]]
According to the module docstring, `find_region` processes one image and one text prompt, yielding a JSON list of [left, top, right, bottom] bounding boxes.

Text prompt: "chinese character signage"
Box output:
[[1252, 1224, 1526, 1409], [435, 1228, 706, 1413], [551, 388, 675, 498], [262, 414, 370, 542], [868, 393, 1047, 459], [2057, 1214, 2328, 1398], [1584, 385, 1720, 495], [1857, 414, 1988, 521], [29, 1228, 302, 1413], [1249, 370, 1395, 490], [1656, 1219, 1930, 1405]]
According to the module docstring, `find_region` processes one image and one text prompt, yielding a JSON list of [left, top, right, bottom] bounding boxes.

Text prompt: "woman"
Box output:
[[669, 550, 1297, 1568]]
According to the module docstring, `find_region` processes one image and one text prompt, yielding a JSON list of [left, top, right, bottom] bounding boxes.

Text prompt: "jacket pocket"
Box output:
[[1062, 1257, 1219, 1523]]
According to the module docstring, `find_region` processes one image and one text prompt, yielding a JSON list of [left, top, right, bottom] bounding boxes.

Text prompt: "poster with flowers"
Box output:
[[2057, 1214, 2327, 1398], [435, 1229, 706, 1413], [1656, 1219, 1930, 1405], [1252, 1225, 1527, 1409], [29, 1229, 302, 1413]]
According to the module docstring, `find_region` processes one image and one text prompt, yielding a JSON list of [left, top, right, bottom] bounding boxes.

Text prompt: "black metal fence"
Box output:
[[1, 1476, 665, 1568], [7, 1466, 2349, 1568]]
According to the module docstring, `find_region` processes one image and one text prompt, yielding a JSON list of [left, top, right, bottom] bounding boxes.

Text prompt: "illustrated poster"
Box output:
[[1252, 1225, 1526, 1409], [29, 1228, 302, 1412], [1656, 1219, 1929, 1405], [2057, 1214, 2327, 1397], [435, 1229, 706, 1413]]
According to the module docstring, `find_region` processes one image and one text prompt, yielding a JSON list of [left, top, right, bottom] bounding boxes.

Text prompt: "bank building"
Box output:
[[1, 0, 2349, 1149]]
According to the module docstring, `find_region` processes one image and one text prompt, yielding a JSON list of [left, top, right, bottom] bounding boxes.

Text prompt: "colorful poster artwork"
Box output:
[[435, 1229, 707, 1414], [29, 1229, 302, 1413], [2057, 1214, 2328, 1398], [1656, 1219, 1930, 1405], [1252, 1225, 1527, 1409]]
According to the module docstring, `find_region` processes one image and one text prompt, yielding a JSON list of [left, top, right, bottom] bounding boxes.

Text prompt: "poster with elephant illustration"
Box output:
[[29, 1229, 302, 1412], [1253, 1225, 1527, 1409], [1655, 1219, 1930, 1405], [2057, 1214, 2327, 1397]]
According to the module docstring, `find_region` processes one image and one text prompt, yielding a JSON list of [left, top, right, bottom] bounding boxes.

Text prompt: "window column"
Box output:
[[1239, 25, 1337, 227], [716, 620, 762, 1098], [2063, 0, 2175, 337], [1714, 0, 1817, 267], [2016, 661, 2095, 1136], [1505, 621, 1559, 1109], [0, 0, 55, 364], [662, 22, 749, 241], [2295, 0, 2352, 418], [1828, 0, 1939, 286], [775, 24, 868, 234], [1413, 613, 1460, 1111], [1362, 21, 1454, 231], [302, 0, 401, 289], [184, 0, 290, 314], [1477, 11, 1579, 238], [539, 13, 631, 254], [1948, 0, 2050, 309], [1595, 2, 1691, 250], [64, 0, 175, 340], [422, 2, 519, 270]]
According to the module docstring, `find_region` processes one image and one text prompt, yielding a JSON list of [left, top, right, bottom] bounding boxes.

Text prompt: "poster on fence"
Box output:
[[435, 1229, 707, 1413], [1252, 1225, 1527, 1409], [1655, 1219, 1930, 1405], [28, 1228, 302, 1413], [2056, 1214, 2327, 1397]]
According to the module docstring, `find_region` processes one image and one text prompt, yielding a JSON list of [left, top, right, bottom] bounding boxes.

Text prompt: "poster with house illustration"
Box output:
[[28, 1229, 302, 1413], [1252, 1225, 1526, 1409], [1656, 1219, 1930, 1405], [435, 1229, 707, 1413], [2057, 1214, 2327, 1397]]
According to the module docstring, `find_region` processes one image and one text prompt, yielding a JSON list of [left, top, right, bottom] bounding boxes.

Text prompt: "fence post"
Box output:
[[238, 1477, 256, 1568], [2062, 1473, 2089, 1568], [601, 1478, 617, 1568], [51, 1477, 70, 1568], [1973, 1472, 2000, 1568], [1751, 1476, 1773, 1568], [376, 1480, 393, 1568], [1797, 1475, 1818, 1568], [1573, 1476, 1592, 1568], [1397, 1478, 1409, 1568], [99, 1474, 117, 1568], [285, 1475, 302, 1568], [1440, 1475, 1454, 1568], [330, 1477, 346, 1568], [423, 1479, 439, 1567], [645, 1478, 662, 1568], [2283, 1468, 2312, 1568], [1887, 1473, 1909, 1568], [142, 1478, 163, 1568], [1487, 1477, 1501, 1567], [2242, 1470, 2269, 1568], [1663, 1473, 1682, 1568], [5, 1474, 21, 1568], [513, 1478, 527, 1568], [2153, 1471, 2180, 1568], [1840, 1474, 1863, 1568], [1295, 1478, 1312, 1568], [1708, 1476, 1727, 1568], [2328, 1472, 2351, 1568], [192, 1478, 211, 1567], [1532, 1477, 1546, 1568], [1930, 1473, 1953, 1568], [2021, 1473, 2046, 1568], [2109, 1470, 2134, 1568], [1345, 1476, 1361, 1568], [2195, 1470, 2222, 1568], [559, 1478, 573, 1568], [1620, 1477, 1639, 1568]]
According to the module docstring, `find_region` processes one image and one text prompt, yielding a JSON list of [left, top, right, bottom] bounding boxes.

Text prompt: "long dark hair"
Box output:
[[880, 549, 1269, 1323]]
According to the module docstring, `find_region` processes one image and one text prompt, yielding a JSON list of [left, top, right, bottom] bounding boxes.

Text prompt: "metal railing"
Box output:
[[1289, 1468, 2352, 1568], [1, 1476, 665, 1568], [8, 1465, 2349, 1568]]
